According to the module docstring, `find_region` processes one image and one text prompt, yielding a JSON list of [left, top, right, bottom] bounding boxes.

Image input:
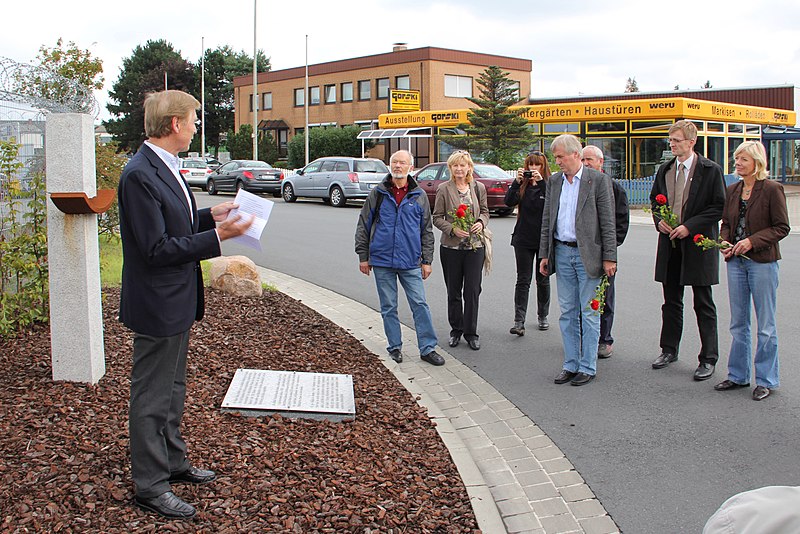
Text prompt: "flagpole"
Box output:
[[304, 34, 309, 166], [252, 0, 258, 160], [201, 36, 206, 159]]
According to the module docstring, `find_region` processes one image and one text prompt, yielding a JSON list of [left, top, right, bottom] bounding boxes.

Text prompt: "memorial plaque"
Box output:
[[221, 369, 355, 422]]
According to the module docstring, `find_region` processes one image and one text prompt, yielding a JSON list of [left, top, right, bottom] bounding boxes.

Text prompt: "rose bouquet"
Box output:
[[645, 194, 679, 248], [449, 203, 479, 250], [693, 234, 750, 260], [587, 275, 610, 315]]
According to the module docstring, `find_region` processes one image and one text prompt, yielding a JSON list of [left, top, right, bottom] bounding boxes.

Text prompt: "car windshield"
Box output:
[[243, 161, 273, 169], [475, 164, 510, 180], [182, 160, 206, 168], [353, 160, 388, 173]]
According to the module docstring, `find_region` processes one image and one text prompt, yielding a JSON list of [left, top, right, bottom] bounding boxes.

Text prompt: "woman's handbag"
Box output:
[[481, 227, 493, 275]]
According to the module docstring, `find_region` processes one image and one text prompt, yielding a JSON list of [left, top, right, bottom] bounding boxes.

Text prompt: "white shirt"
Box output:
[[676, 153, 694, 185], [555, 165, 584, 243], [144, 140, 194, 223]]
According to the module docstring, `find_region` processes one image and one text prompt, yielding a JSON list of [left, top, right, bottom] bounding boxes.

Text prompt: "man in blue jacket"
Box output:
[[355, 150, 443, 366]]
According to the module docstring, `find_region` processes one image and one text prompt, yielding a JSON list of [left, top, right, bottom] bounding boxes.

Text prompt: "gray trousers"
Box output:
[[129, 331, 191, 498]]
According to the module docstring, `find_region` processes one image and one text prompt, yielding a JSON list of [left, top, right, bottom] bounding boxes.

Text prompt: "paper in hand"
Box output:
[[228, 189, 273, 251]]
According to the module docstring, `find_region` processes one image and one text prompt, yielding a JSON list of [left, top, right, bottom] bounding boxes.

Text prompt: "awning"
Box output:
[[357, 127, 432, 140], [258, 119, 289, 130]]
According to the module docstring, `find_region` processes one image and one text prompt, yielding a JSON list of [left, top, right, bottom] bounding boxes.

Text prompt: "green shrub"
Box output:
[[287, 126, 374, 169]]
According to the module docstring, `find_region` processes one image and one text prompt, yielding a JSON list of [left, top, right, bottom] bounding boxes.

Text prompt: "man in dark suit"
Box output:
[[581, 145, 629, 359], [118, 90, 253, 519], [649, 120, 725, 381], [540, 135, 617, 386]]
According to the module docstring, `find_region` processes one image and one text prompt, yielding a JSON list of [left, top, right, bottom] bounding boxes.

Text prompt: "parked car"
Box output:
[[281, 157, 389, 207], [180, 159, 212, 189], [414, 162, 514, 216], [206, 160, 284, 196]]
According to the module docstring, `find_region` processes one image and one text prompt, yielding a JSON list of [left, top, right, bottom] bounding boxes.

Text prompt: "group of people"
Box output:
[[116, 89, 789, 519]]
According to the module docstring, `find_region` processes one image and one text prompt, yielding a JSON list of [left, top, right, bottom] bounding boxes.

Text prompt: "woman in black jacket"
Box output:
[[504, 151, 551, 335]]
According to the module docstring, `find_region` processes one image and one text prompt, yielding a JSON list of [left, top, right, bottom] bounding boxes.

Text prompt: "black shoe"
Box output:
[[421, 350, 445, 366], [466, 338, 480, 351], [693, 363, 715, 381], [538, 317, 549, 331], [135, 491, 196, 519], [388, 349, 403, 363], [554, 370, 578, 384], [570, 372, 595, 386], [752, 386, 771, 401], [448, 335, 461, 347], [714, 379, 749, 391], [509, 324, 525, 336], [652, 352, 677, 369], [168, 466, 217, 485]]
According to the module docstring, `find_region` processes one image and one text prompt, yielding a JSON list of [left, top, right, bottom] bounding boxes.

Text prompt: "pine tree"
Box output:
[[625, 77, 639, 93]]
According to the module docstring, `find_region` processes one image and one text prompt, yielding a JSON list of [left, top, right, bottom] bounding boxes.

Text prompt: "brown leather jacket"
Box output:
[[720, 179, 790, 263]]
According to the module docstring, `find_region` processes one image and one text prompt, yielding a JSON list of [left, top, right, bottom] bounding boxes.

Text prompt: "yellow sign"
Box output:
[[389, 89, 421, 112], [378, 97, 795, 128]]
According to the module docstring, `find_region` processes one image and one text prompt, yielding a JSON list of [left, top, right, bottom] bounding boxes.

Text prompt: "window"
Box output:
[[294, 88, 304, 107], [630, 137, 670, 179], [415, 166, 440, 181], [303, 160, 322, 173], [586, 138, 627, 180], [249, 93, 256, 112], [262, 92, 272, 110], [396, 75, 410, 90], [324, 84, 336, 104], [320, 160, 337, 172], [587, 121, 626, 133], [544, 122, 580, 134], [707, 137, 725, 169], [341, 82, 353, 102], [444, 75, 472, 98], [377, 78, 390, 99], [309, 86, 320, 106], [728, 137, 744, 173], [358, 80, 371, 100]]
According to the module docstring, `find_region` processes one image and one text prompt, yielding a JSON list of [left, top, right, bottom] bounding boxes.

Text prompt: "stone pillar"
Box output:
[[45, 113, 105, 383]]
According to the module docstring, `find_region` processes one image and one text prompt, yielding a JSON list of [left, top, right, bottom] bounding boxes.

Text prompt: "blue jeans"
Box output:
[[554, 243, 601, 375], [373, 266, 438, 356], [726, 257, 780, 388]]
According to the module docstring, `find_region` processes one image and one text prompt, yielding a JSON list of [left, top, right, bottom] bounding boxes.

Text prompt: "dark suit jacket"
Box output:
[[611, 179, 630, 247], [539, 166, 617, 279], [720, 179, 790, 263], [118, 143, 221, 337], [650, 152, 725, 286]]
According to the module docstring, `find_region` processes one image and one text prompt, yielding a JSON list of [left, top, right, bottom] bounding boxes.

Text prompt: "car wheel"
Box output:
[[236, 180, 245, 192], [207, 178, 217, 195], [329, 186, 346, 207], [282, 183, 297, 202], [495, 209, 513, 217]]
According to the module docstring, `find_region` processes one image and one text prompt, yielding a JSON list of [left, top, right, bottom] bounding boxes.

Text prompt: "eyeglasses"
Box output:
[[668, 137, 689, 144]]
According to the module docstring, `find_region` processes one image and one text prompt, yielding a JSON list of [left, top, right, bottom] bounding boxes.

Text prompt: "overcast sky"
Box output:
[[4, 0, 799, 122]]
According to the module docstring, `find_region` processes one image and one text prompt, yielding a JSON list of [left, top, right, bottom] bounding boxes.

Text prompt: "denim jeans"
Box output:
[[373, 266, 438, 356], [726, 257, 780, 388], [554, 243, 601, 375]]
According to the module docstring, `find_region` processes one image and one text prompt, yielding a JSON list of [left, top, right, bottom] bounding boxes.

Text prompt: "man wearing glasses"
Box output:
[[649, 120, 725, 381]]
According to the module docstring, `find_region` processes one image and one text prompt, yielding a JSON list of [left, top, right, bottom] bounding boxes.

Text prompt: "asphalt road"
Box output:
[[198, 191, 800, 534]]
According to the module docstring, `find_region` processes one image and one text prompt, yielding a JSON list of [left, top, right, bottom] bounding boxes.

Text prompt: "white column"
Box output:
[[45, 113, 105, 384]]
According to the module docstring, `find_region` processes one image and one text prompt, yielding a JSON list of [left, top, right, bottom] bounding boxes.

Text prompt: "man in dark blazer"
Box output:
[[540, 135, 617, 386], [649, 120, 725, 381], [118, 90, 252, 519]]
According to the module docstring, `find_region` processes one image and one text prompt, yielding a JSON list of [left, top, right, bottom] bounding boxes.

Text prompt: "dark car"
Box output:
[[206, 160, 284, 197], [414, 162, 514, 216], [281, 157, 389, 207]]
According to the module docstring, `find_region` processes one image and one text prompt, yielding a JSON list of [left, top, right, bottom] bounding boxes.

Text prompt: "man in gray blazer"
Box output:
[[539, 135, 617, 386]]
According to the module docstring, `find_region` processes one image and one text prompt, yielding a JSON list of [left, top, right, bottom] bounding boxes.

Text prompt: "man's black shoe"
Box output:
[[389, 349, 403, 363], [168, 466, 217, 485], [752, 386, 771, 401], [714, 379, 749, 391], [466, 338, 480, 351], [421, 351, 445, 366], [652, 352, 677, 369], [554, 370, 578, 384], [538, 317, 549, 331], [135, 491, 196, 519], [693, 363, 715, 381], [509, 324, 525, 336], [570, 372, 595, 386], [448, 335, 461, 347]]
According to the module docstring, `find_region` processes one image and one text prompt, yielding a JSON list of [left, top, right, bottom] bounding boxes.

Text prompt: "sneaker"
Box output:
[[388, 349, 402, 363], [421, 351, 445, 366], [597, 344, 613, 359]]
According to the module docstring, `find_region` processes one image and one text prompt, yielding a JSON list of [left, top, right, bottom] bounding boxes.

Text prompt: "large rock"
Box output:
[[208, 255, 263, 297]]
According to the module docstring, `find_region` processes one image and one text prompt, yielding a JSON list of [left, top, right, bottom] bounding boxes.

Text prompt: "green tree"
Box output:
[[438, 65, 534, 168], [105, 40, 195, 153], [286, 126, 372, 168], [196, 46, 270, 156], [625, 76, 639, 93], [702, 80, 713, 89], [226, 124, 279, 164], [95, 140, 127, 236]]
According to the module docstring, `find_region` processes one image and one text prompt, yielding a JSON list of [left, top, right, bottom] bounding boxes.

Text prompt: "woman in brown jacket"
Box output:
[[433, 151, 489, 350], [714, 141, 790, 401]]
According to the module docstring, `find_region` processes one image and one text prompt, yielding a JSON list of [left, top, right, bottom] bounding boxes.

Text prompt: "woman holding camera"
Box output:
[[504, 151, 551, 336], [433, 150, 489, 351]]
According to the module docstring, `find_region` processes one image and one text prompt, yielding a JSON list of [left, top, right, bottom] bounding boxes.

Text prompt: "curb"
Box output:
[[257, 267, 619, 534]]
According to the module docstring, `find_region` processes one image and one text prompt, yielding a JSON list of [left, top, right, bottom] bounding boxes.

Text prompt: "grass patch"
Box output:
[[99, 235, 123, 287]]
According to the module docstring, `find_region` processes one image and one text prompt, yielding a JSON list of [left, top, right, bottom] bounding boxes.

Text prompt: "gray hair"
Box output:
[[550, 134, 582, 156], [582, 145, 604, 160], [390, 150, 414, 167]]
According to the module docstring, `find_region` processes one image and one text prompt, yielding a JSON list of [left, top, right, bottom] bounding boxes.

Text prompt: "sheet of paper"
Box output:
[[227, 189, 273, 251]]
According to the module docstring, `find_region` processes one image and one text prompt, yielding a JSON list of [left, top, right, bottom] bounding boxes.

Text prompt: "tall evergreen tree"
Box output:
[[625, 76, 639, 93], [105, 40, 195, 152], [438, 66, 534, 168]]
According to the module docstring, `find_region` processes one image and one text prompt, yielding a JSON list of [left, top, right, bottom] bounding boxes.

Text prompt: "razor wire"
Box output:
[[0, 56, 98, 116]]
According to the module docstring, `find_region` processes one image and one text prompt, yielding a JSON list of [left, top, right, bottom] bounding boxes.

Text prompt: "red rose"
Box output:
[[694, 234, 704, 244], [456, 208, 466, 218], [590, 299, 600, 311], [655, 194, 667, 205], [458, 203, 468, 211]]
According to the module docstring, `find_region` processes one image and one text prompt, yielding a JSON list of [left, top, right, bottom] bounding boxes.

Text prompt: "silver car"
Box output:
[[180, 159, 212, 189], [281, 157, 389, 207]]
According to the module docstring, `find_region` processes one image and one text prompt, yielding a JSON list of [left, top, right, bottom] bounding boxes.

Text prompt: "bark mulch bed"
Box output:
[[0, 287, 479, 533]]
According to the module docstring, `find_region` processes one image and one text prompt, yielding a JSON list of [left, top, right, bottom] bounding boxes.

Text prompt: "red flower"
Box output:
[[458, 203, 468, 211], [655, 194, 667, 205], [456, 208, 466, 219], [590, 299, 600, 311], [694, 234, 704, 244]]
